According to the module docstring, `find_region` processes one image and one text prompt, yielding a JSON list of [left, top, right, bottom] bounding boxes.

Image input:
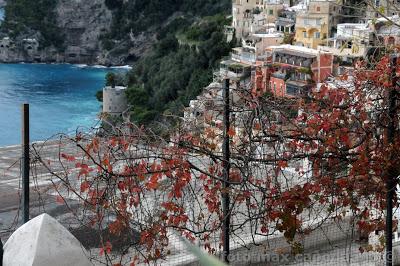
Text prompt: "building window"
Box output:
[[316, 6, 320, 11], [315, 32, 320, 38], [303, 31, 307, 38], [269, 9, 273, 15], [316, 19, 321, 25], [287, 86, 299, 95]]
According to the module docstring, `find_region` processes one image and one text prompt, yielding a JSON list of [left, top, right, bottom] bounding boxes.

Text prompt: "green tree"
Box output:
[[106, 73, 116, 88]]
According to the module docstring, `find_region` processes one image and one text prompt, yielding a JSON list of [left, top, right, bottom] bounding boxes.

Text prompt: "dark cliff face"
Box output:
[[0, 0, 170, 65], [0, 0, 116, 64], [55, 0, 113, 64], [0, 0, 230, 65]]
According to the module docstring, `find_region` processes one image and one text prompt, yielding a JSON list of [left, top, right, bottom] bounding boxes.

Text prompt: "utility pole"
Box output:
[[222, 79, 231, 263], [22, 104, 30, 223], [386, 55, 399, 266]]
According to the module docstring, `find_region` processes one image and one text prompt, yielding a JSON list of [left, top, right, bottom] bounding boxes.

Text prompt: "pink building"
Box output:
[[253, 45, 333, 98]]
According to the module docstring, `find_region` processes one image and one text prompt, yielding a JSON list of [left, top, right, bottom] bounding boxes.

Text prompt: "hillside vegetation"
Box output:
[[125, 14, 235, 125], [102, 0, 233, 125]]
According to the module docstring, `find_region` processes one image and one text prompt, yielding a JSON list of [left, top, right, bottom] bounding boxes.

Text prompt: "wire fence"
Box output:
[[0, 71, 399, 266]]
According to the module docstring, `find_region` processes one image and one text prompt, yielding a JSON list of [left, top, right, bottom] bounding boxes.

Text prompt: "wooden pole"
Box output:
[[386, 55, 398, 266], [22, 104, 30, 224], [222, 79, 231, 263], [0, 237, 3, 266]]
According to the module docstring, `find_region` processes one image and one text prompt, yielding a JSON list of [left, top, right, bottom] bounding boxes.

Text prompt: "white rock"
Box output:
[[3, 214, 92, 266]]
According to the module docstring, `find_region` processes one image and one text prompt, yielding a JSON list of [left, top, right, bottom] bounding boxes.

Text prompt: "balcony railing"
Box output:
[[295, 21, 322, 28], [271, 72, 286, 79], [232, 52, 257, 63], [220, 64, 251, 79], [274, 56, 313, 68]]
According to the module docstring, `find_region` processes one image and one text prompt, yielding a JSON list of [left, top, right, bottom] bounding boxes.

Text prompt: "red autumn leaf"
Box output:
[[56, 195, 65, 204], [117, 181, 126, 191], [80, 181, 90, 192], [277, 160, 288, 169], [321, 121, 330, 132], [227, 127, 236, 137], [146, 174, 160, 190], [230, 170, 242, 183], [99, 241, 112, 256], [155, 249, 161, 258], [340, 134, 350, 144], [336, 178, 348, 188], [109, 137, 118, 147], [270, 211, 280, 220], [261, 225, 268, 233], [61, 153, 75, 162], [253, 122, 261, 131]]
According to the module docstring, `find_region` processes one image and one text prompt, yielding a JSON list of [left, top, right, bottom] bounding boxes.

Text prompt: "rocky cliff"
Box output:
[[0, 0, 154, 65], [0, 0, 230, 65], [55, 0, 112, 64]]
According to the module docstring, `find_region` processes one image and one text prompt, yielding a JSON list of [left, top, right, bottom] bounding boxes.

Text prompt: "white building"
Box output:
[[318, 23, 373, 62]]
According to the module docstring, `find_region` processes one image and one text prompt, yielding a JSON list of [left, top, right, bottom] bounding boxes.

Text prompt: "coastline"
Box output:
[[0, 63, 113, 146], [0, 61, 133, 70]]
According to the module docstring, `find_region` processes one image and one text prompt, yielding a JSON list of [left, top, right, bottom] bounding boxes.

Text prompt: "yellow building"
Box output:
[[295, 0, 342, 49]]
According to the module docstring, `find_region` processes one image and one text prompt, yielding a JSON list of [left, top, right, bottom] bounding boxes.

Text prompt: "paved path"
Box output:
[[0, 140, 84, 238]]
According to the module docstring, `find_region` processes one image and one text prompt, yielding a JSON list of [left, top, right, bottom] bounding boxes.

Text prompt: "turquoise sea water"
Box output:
[[0, 64, 127, 146]]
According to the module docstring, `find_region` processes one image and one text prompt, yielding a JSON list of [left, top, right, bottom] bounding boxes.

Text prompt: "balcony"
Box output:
[[231, 47, 258, 64], [271, 71, 286, 80], [295, 20, 323, 29], [232, 52, 257, 64], [274, 53, 313, 68], [286, 80, 310, 97], [220, 59, 251, 80]]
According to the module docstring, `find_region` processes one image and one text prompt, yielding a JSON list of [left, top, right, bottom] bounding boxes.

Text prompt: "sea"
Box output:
[[0, 63, 130, 146]]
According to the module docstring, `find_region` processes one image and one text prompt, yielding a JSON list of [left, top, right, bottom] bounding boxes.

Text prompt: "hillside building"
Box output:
[[318, 23, 374, 63], [253, 44, 333, 97], [375, 16, 400, 46], [295, 0, 342, 49], [232, 0, 285, 40], [232, 31, 284, 64], [365, 0, 400, 20], [276, 10, 297, 33]]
